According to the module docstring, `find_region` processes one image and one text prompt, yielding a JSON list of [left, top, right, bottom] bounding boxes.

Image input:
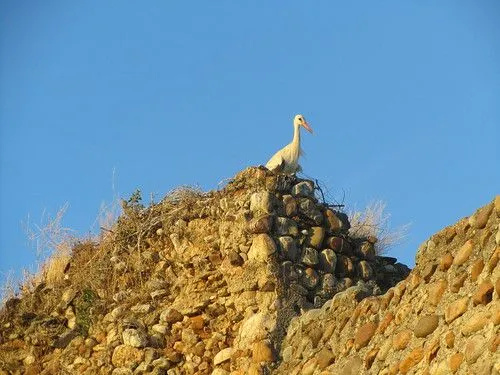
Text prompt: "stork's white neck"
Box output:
[[292, 121, 301, 147]]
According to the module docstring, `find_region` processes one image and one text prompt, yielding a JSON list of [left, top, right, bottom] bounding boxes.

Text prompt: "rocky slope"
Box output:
[[0, 167, 497, 375]]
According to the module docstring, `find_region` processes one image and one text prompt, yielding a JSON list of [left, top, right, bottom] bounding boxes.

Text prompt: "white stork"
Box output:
[[265, 114, 313, 174]]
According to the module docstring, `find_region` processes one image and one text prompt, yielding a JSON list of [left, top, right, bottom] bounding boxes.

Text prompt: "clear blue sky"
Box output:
[[1, 2, 499, 288]]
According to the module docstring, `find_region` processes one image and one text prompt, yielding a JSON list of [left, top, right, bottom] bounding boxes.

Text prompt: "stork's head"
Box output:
[[294, 114, 313, 133]]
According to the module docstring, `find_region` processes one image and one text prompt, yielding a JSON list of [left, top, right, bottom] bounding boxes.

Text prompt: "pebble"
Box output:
[[213, 347, 233, 365], [122, 329, 148, 348], [354, 322, 377, 349], [359, 241, 375, 261], [301, 268, 320, 290], [439, 253, 453, 271], [111, 345, 144, 368], [392, 329, 412, 350], [414, 315, 439, 338], [461, 311, 490, 335], [468, 203, 493, 229], [291, 181, 314, 197], [470, 259, 484, 281], [250, 192, 273, 214], [275, 217, 299, 236], [445, 297, 469, 323], [325, 210, 342, 233], [428, 279, 447, 306], [453, 240, 474, 266], [278, 236, 300, 261], [358, 261, 373, 280], [472, 279, 494, 305], [160, 308, 183, 324], [449, 352, 464, 372], [252, 340, 275, 363], [301, 247, 319, 266], [282, 195, 298, 217], [398, 347, 424, 374], [465, 334, 486, 364]]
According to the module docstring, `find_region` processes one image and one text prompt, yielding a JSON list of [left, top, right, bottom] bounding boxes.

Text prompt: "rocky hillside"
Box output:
[[0, 167, 497, 375]]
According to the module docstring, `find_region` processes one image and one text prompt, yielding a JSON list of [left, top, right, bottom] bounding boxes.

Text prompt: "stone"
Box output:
[[472, 279, 494, 305], [439, 253, 453, 271], [453, 240, 474, 266], [275, 217, 299, 236], [307, 227, 325, 249], [495, 195, 500, 214], [131, 303, 152, 314], [421, 263, 437, 282], [316, 347, 335, 369], [359, 241, 375, 261], [378, 312, 394, 334], [252, 340, 274, 363], [319, 249, 337, 273], [461, 311, 491, 335], [358, 261, 373, 280], [469, 203, 493, 229], [325, 210, 342, 233], [428, 279, 447, 305], [160, 308, 183, 324], [250, 192, 273, 214], [236, 312, 275, 348], [465, 335, 486, 364], [291, 180, 314, 197], [340, 355, 362, 375], [278, 236, 299, 261], [392, 329, 412, 350], [53, 329, 79, 349], [301, 247, 319, 266], [281, 261, 299, 281], [354, 322, 377, 349], [247, 215, 273, 234], [336, 255, 354, 277], [282, 195, 297, 217], [228, 251, 244, 266], [112, 345, 144, 368], [444, 331, 455, 348], [445, 297, 468, 323], [299, 198, 324, 225], [470, 259, 484, 281], [122, 329, 148, 348], [414, 315, 439, 338], [112, 368, 133, 375], [450, 273, 467, 293], [301, 268, 320, 290], [364, 347, 379, 370], [449, 353, 464, 373], [248, 234, 277, 262], [398, 347, 424, 374], [213, 347, 233, 365], [326, 236, 351, 254]]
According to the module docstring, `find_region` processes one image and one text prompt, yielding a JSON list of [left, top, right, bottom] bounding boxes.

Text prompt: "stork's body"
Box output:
[[265, 114, 313, 174]]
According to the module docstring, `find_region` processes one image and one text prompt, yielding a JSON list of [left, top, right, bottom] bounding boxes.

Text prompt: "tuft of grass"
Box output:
[[349, 200, 410, 255]]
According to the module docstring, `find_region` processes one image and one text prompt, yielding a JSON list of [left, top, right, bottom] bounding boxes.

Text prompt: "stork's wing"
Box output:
[[265, 149, 286, 172]]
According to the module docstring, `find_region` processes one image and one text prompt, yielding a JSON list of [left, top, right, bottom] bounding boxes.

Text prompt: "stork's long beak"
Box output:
[[302, 121, 313, 134]]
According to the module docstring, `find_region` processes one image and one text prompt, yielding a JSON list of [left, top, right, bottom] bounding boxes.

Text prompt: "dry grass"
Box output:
[[0, 271, 16, 308], [349, 201, 410, 255]]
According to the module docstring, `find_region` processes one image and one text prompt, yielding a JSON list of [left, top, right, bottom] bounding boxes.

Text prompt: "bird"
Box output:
[[265, 114, 313, 174]]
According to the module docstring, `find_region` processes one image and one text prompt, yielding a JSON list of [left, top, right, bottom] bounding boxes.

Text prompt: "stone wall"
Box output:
[[1, 167, 495, 375]]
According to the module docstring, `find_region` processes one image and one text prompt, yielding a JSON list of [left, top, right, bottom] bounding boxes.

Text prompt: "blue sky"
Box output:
[[1, 1, 499, 287]]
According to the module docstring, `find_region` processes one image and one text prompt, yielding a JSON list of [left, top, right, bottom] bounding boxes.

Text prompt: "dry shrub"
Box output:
[[349, 201, 410, 255], [0, 271, 16, 308], [24, 204, 76, 288], [163, 185, 204, 204]]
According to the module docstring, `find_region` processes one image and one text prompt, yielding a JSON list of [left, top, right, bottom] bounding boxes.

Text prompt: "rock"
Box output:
[[444, 331, 455, 348], [336, 255, 354, 277], [469, 203, 493, 229], [307, 227, 325, 249], [450, 273, 467, 293], [398, 347, 424, 374], [461, 311, 491, 335], [122, 329, 148, 348], [282, 195, 297, 217], [248, 234, 276, 262], [112, 345, 144, 369], [414, 315, 439, 338], [428, 279, 447, 306], [278, 236, 299, 261], [247, 215, 273, 234], [445, 297, 468, 323], [160, 308, 183, 324], [319, 249, 337, 273], [470, 259, 484, 281], [392, 329, 412, 350], [472, 279, 494, 305], [250, 192, 273, 214], [358, 261, 373, 280], [340, 355, 362, 375], [449, 352, 464, 372], [213, 347, 233, 365], [316, 347, 335, 369], [364, 347, 379, 370], [53, 329, 79, 349], [299, 198, 324, 225], [228, 251, 244, 266], [281, 261, 299, 281], [359, 241, 376, 261], [354, 322, 377, 349], [453, 240, 474, 266], [465, 335, 486, 364], [421, 263, 437, 282], [439, 253, 453, 270], [131, 303, 152, 314], [326, 236, 351, 254], [236, 312, 275, 349], [301, 247, 319, 266], [301, 267, 320, 290], [325, 210, 342, 233], [112, 368, 133, 375], [252, 340, 275, 363], [275, 217, 299, 236], [378, 312, 394, 335], [291, 180, 314, 197]]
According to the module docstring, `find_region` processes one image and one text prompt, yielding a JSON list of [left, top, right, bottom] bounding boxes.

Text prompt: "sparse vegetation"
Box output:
[[348, 200, 410, 255]]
